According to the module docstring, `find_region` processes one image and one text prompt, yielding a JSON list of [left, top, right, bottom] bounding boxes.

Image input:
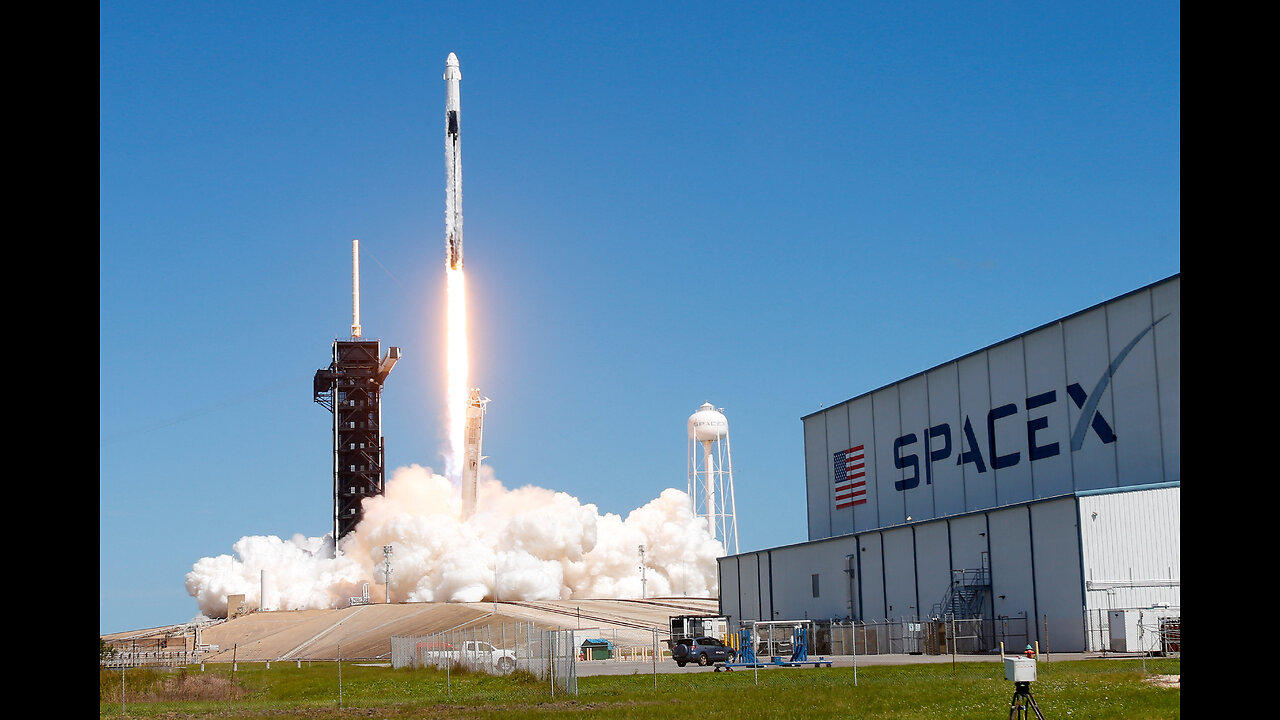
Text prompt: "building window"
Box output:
[[812, 574, 820, 598]]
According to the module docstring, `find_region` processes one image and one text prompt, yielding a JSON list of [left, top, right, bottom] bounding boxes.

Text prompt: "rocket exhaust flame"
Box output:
[[445, 268, 468, 477]]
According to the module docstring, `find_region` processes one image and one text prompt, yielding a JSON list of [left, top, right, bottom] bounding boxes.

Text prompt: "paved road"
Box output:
[[576, 652, 1098, 677]]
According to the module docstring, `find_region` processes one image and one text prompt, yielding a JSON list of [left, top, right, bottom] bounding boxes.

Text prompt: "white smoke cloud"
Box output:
[[185, 464, 724, 617]]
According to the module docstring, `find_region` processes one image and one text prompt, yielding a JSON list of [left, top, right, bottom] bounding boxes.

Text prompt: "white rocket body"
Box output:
[[444, 52, 463, 270]]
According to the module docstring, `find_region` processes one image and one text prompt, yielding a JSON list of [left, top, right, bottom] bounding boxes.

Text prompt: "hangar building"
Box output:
[[718, 274, 1180, 652]]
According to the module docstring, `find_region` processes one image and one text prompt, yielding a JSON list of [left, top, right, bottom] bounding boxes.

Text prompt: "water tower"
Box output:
[[687, 402, 739, 554]]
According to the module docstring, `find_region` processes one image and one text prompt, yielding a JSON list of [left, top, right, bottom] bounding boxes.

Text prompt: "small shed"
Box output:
[[580, 638, 613, 660]]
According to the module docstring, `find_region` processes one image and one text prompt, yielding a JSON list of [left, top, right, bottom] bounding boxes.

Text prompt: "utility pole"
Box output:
[[382, 545, 394, 603], [638, 545, 648, 599]]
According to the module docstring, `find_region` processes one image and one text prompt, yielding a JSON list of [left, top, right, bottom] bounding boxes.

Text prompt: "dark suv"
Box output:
[[671, 637, 736, 667]]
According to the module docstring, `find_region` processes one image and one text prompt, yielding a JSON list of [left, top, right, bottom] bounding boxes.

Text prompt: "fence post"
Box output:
[[949, 617, 956, 675], [1140, 611, 1147, 675], [1099, 609, 1107, 657], [753, 626, 759, 687], [1043, 615, 1050, 663], [1080, 606, 1089, 654], [121, 664, 126, 716], [652, 627, 658, 690], [337, 643, 343, 708], [851, 621, 858, 686]]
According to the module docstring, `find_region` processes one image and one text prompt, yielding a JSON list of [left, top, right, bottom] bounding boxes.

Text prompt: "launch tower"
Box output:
[[314, 240, 401, 542]]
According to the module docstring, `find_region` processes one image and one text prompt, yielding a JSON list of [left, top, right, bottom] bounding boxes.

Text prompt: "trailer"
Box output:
[[667, 614, 730, 647], [715, 621, 833, 671]]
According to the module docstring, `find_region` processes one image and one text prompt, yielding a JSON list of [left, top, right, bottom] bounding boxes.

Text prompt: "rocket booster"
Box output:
[[444, 52, 463, 270], [460, 387, 489, 520]]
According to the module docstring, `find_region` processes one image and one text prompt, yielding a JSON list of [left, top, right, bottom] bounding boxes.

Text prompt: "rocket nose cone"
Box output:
[[446, 52, 459, 66]]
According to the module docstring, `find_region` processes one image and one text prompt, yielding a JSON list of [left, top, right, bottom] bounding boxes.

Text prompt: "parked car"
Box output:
[[670, 637, 735, 667], [417, 640, 518, 673]]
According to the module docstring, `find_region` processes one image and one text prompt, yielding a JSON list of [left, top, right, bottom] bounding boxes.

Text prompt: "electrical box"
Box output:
[[1004, 656, 1037, 682], [1108, 608, 1178, 653], [1108, 610, 1140, 652]]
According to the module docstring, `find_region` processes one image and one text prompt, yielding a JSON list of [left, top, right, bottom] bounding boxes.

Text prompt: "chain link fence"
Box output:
[[797, 610, 1180, 658], [391, 621, 578, 696], [1084, 606, 1181, 655], [754, 617, 1031, 656], [101, 650, 200, 668]]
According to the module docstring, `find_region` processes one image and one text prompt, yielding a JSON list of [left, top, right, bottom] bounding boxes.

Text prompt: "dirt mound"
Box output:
[[1144, 674, 1180, 689], [146, 670, 248, 701]]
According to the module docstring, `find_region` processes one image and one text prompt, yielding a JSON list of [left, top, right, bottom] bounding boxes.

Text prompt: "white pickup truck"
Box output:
[[416, 640, 517, 673]]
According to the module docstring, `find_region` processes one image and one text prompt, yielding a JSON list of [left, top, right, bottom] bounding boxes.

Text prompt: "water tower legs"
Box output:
[[703, 440, 717, 540]]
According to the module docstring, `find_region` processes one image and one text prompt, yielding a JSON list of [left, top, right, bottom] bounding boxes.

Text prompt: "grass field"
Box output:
[[100, 657, 1179, 719]]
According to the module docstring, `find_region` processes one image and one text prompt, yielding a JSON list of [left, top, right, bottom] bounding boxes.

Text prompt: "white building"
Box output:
[[718, 275, 1180, 652]]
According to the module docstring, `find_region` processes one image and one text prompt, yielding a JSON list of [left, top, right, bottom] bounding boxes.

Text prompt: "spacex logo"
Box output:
[[885, 315, 1169, 493]]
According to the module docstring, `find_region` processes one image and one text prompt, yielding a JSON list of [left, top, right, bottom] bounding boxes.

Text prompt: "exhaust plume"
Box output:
[[186, 464, 724, 616]]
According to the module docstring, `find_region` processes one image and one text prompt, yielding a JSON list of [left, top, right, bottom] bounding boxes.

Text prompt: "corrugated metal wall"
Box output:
[[804, 275, 1180, 541], [718, 495, 1088, 650], [1079, 486, 1180, 611]]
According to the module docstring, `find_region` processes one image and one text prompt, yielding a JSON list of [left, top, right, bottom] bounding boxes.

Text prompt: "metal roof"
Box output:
[[1074, 481, 1180, 497]]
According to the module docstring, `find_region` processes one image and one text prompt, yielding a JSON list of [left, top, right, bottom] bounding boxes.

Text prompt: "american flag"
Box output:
[[833, 445, 868, 509]]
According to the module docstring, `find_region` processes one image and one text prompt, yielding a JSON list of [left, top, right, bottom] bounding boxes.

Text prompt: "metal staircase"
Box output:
[[931, 552, 991, 619]]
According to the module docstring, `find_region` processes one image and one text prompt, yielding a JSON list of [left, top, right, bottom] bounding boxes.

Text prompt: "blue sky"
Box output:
[[100, 1, 1179, 632]]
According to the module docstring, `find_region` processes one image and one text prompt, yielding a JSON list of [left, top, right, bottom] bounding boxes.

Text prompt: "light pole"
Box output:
[[382, 545, 394, 603], [638, 545, 648, 599]]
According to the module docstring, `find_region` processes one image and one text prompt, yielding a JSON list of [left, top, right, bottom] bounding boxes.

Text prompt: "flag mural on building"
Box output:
[[833, 445, 868, 509]]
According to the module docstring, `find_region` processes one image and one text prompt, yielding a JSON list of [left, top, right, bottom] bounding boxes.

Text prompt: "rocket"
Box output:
[[444, 52, 463, 270]]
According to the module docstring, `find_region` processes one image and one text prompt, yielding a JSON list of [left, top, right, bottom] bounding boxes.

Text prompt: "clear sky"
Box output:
[[100, 1, 1180, 632]]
